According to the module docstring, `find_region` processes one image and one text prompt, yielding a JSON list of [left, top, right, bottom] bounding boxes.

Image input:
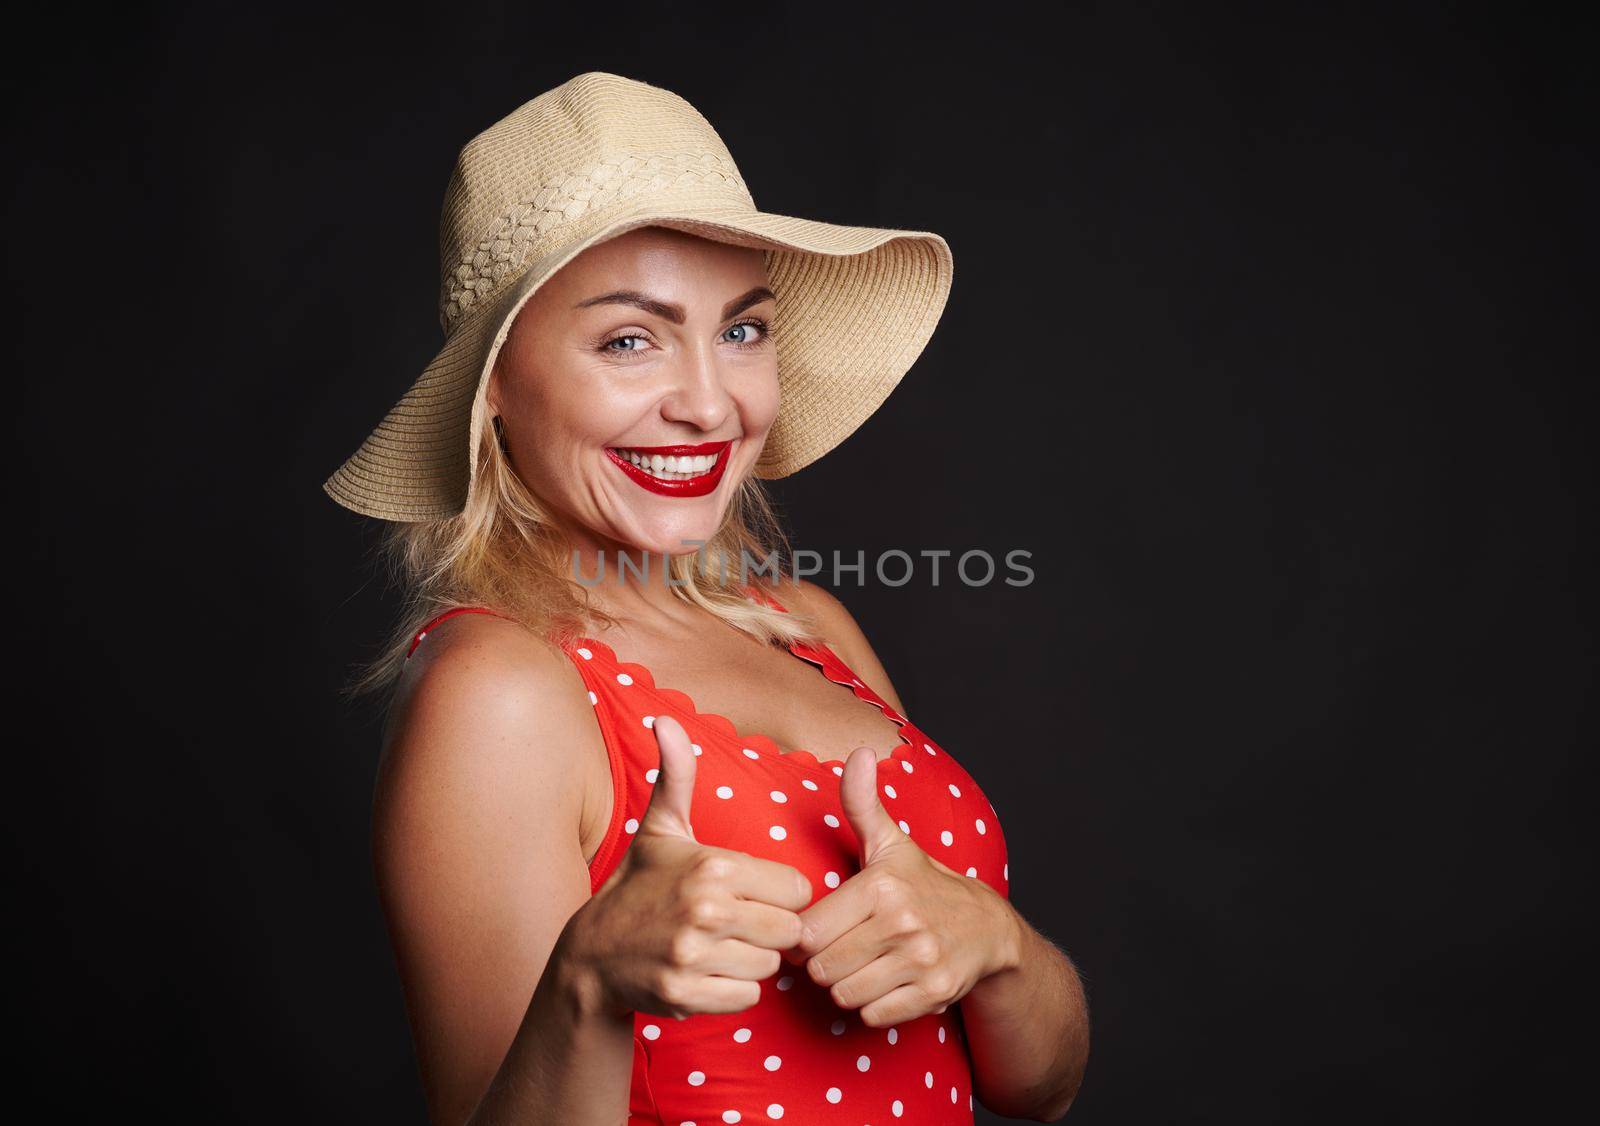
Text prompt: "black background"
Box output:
[[8, 2, 1590, 1122]]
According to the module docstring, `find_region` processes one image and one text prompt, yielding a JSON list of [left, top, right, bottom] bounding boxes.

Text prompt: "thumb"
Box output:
[[838, 745, 906, 865], [637, 714, 699, 840]]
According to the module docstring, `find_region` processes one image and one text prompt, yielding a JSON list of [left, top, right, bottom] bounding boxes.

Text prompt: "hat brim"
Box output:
[[322, 202, 952, 522]]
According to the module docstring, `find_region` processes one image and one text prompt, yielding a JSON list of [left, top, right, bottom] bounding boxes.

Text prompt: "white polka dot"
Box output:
[[951, 1086, 958, 1102], [898, 820, 910, 833], [722, 1113, 740, 1124], [901, 759, 913, 773], [1004, 862, 1009, 879], [924, 743, 936, 755], [830, 1019, 846, 1035], [965, 867, 978, 878], [624, 818, 639, 834], [938, 1026, 946, 1043], [802, 778, 819, 791], [576, 647, 592, 660], [716, 785, 734, 799], [823, 814, 840, 828], [924, 1070, 934, 1088], [769, 825, 787, 840], [824, 871, 840, 889], [588, 691, 598, 705], [887, 1027, 899, 1044], [892, 1099, 904, 1117], [857, 1054, 871, 1072], [883, 784, 897, 799], [692, 743, 703, 756], [763, 1055, 781, 1071], [642, 1023, 660, 1040], [616, 672, 633, 686], [976, 818, 987, 835], [733, 1027, 752, 1043], [766, 1106, 784, 1120], [688, 1070, 705, 1085], [825, 1087, 842, 1104], [742, 747, 760, 759], [770, 790, 788, 803], [776, 975, 794, 991], [940, 830, 953, 846], [948, 783, 961, 798], [642, 715, 656, 728], [831, 765, 844, 777], [646, 768, 659, 783]]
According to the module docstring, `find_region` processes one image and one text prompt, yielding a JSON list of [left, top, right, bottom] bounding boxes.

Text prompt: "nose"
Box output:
[[659, 346, 736, 434]]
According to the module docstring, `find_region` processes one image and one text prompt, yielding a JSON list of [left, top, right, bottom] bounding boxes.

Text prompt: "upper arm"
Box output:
[[782, 579, 910, 718], [371, 618, 598, 1126]]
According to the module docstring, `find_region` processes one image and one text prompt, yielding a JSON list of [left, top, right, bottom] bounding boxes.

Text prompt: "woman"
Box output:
[[325, 72, 1089, 1124]]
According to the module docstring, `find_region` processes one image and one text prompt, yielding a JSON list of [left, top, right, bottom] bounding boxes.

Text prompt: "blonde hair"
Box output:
[[339, 409, 821, 709]]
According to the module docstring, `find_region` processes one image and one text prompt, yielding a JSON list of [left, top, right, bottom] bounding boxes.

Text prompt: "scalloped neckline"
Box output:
[[569, 634, 924, 775]]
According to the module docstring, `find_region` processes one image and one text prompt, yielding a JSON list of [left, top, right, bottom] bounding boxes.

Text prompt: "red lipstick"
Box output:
[[605, 440, 733, 498]]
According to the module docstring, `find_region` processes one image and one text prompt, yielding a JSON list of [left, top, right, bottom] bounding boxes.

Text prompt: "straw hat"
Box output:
[[322, 71, 954, 522]]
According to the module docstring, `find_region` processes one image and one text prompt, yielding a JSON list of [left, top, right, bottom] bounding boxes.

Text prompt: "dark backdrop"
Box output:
[[8, 3, 1589, 1122]]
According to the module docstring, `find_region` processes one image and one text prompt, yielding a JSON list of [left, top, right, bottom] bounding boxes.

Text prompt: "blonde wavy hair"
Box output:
[[340, 406, 822, 708]]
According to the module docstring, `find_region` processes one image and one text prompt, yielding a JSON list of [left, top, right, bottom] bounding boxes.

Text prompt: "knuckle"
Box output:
[[693, 851, 736, 883], [687, 895, 726, 930], [924, 970, 957, 1001], [892, 907, 924, 936], [654, 969, 688, 1009], [667, 927, 703, 968], [869, 875, 904, 904], [908, 934, 941, 967]]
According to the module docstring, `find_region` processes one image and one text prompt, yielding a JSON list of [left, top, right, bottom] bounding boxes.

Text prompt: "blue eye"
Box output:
[[725, 318, 770, 348]]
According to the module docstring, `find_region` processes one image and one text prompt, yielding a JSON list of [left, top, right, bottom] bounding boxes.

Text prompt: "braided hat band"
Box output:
[[322, 71, 953, 522]]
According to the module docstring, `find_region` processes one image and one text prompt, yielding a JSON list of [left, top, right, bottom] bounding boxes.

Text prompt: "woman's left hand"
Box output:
[[784, 745, 1021, 1027]]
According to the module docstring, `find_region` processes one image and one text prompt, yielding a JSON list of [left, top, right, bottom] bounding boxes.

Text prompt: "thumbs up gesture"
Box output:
[[567, 715, 815, 1022], [788, 745, 1020, 1028]]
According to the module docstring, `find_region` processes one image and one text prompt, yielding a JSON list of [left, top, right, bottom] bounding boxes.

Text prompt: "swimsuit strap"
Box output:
[[405, 586, 791, 661], [405, 606, 509, 659]]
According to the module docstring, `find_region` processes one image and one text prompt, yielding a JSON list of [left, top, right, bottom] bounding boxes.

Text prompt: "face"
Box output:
[[486, 226, 780, 557]]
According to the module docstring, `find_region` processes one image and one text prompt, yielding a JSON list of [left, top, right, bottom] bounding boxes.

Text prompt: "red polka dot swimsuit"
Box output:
[[406, 591, 1011, 1125]]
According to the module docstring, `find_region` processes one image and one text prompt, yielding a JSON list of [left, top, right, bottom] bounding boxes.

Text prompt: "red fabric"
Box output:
[[407, 592, 1010, 1123]]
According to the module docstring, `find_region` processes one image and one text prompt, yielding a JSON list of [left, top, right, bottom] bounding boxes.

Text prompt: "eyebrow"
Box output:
[[573, 285, 776, 324]]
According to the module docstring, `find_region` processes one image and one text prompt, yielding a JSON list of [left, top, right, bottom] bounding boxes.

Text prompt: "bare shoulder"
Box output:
[[371, 612, 604, 1125], [381, 611, 594, 789], [373, 611, 599, 881], [777, 579, 908, 717]]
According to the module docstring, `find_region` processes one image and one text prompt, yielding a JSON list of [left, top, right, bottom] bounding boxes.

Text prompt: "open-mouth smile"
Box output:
[[605, 440, 733, 497]]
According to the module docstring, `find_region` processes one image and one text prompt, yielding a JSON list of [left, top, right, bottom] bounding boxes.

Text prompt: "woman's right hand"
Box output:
[[563, 714, 814, 1022]]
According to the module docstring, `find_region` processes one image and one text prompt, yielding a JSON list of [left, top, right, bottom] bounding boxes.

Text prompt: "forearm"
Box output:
[[467, 916, 636, 1126], [960, 898, 1090, 1121]]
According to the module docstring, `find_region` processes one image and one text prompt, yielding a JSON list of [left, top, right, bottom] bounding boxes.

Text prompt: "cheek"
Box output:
[[741, 371, 782, 435]]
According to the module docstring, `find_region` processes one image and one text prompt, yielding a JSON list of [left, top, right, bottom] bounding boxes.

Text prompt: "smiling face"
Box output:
[[486, 225, 780, 557]]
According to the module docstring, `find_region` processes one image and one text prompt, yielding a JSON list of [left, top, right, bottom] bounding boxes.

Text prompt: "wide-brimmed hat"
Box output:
[[322, 71, 953, 521]]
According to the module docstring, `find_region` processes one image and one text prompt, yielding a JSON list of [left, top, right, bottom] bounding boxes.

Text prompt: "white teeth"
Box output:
[[614, 448, 723, 481]]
